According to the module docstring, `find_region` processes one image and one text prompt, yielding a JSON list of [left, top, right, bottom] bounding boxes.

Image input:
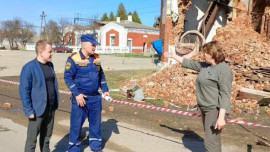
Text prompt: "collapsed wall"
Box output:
[[123, 2, 270, 113], [169, 0, 192, 45]]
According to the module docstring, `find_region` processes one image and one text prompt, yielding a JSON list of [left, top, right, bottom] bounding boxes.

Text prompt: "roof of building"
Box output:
[[97, 20, 159, 31]]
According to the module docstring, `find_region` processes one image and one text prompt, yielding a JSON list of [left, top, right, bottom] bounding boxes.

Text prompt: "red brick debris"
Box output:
[[122, 2, 270, 114]]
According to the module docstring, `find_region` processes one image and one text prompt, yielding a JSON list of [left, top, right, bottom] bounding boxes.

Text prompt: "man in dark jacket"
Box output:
[[19, 40, 59, 152]]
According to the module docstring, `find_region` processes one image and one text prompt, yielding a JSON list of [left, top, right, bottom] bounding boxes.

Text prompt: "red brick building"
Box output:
[[64, 16, 160, 53], [98, 16, 160, 53]]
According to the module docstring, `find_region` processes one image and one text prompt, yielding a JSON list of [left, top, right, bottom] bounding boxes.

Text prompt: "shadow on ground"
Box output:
[[53, 119, 119, 152], [160, 124, 205, 152]]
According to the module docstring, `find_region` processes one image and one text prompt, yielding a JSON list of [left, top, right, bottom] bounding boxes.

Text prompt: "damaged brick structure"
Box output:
[[160, 0, 270, 60], [123, 1, 270, 114], [160, 0, 192, 62]]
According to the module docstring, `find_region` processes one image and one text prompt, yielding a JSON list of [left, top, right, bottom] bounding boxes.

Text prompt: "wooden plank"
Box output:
[[248, 0, 253, 13], [198, 1, 214, 36], [248, 0, 253, 21], [268, 19, 270, 37], [253, 71, 270, 76], [232, 0, 239, 20], [238, 88, 270, 101], [257, 97, 270, 106], [204, 4, 219, 35], [261, 15, 266, 34]]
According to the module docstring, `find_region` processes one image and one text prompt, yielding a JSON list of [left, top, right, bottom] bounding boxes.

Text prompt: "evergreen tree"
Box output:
[[132, 11, 142, 24], [116, 3, 127, 20], [101, 13, 109, 21], [109, 11, 115, 21]]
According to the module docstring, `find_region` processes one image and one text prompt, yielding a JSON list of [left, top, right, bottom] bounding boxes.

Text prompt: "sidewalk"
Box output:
[[0, 117, 203, 152]]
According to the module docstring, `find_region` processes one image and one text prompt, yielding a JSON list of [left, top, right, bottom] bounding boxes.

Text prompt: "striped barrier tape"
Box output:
[[0, 78, 269, 129]]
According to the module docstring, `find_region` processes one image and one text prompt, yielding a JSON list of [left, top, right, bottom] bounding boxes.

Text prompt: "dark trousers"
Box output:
[[201, 108, 222, 152], [24, 105, 55, 152]]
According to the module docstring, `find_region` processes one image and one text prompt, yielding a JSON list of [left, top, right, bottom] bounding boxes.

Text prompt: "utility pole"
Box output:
[[40, 11, 47, 40], [74, 13, 80, 24]]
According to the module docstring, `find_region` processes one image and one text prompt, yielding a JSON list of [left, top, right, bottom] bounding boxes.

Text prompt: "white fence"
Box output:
[[96, 46, 129, 54], [24, 44, 130, 54], [68, 46, 130, 54], [25, 43, 35, 51]]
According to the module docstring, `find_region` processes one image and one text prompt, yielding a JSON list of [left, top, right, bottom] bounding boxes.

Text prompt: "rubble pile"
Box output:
[[213, 2, 270, 68], [122, 2, 270, 113], [123, 63, 198, 106], [212, 2, 270, 111]]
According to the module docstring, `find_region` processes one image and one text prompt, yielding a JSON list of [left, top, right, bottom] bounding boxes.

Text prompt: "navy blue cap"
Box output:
[[81, 34, 99, 45]]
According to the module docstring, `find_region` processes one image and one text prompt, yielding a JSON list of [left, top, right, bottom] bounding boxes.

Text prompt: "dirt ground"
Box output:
[[1, 50, 270, 152], [0, 76, 270, 152]]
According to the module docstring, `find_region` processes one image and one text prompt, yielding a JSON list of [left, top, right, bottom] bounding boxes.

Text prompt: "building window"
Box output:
[[110, 35, 115, 46]]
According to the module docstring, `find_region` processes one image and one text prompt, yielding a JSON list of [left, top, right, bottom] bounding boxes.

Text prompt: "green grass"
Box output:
[[56, 70, 156, 100], [145, 98, 164, 106], [104, 70, 155, 88]]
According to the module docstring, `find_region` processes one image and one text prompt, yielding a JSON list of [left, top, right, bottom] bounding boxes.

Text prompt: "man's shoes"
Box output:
[[93, 150, 103, 152]]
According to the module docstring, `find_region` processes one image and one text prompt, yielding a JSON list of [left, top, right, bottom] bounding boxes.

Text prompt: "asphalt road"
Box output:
[[0, 50, 157, 77]]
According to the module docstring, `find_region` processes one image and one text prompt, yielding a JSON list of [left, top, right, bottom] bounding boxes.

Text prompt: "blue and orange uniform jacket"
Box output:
[[64, 51, 109, 97]]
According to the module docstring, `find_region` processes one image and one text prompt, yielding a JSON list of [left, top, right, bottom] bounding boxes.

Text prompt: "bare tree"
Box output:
[[1, 18, 22, 48], [0, 29, 3, 44], [58, 18, 71, 45], [19, 21, 35, 47], [46, 20, 61, 44]]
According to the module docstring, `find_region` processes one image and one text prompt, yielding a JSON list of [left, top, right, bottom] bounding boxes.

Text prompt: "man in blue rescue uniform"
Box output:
[[64, 34, 110, 152]]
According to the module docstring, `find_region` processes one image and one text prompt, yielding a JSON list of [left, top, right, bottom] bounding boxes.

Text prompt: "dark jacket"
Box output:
[[19, 58, 59, 117]]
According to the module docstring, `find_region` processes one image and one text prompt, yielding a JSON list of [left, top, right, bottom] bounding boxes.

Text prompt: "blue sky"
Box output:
[[0, 0, 161, 29]]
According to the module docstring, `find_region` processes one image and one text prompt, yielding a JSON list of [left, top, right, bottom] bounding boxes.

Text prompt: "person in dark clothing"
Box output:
[[19, 40, 59, 152]]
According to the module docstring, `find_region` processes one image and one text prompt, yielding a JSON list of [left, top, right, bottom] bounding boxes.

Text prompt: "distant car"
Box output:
[[52, 45, 73, 53], [0, 44, 5, 50]]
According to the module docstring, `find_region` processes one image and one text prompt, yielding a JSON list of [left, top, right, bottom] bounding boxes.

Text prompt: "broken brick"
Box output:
[[4, 103, 11, 109], [108, 106, 114, 112], [235, 108, 242, 114]]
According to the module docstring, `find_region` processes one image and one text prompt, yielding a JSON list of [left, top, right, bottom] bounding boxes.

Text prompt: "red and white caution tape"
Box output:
[[226, 119, 269, 128], [0, 79, 20, 85], [0, 79, 72, 95], [58, 90, 72, 95], [111, 99, 202, 117], [1, 78, 269, 129], [110, 99, 270, 129]]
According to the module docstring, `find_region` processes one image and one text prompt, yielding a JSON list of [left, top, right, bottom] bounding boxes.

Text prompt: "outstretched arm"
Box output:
[[164, 52, 184, 63], [164, 52, 207, 72]]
